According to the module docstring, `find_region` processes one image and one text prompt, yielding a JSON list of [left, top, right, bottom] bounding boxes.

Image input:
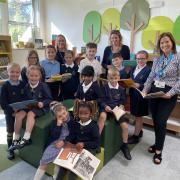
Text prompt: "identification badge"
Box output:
[[154, 80, 165, 88]]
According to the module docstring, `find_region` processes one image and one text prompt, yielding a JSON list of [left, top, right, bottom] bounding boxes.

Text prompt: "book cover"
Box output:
[[111, 106, 126, 121], [53, 144, 100, 180], [135, 88, 165, 99], [51, 73, 72, 82], [119, 78, 135, 88], [9, 100, 38, 111]]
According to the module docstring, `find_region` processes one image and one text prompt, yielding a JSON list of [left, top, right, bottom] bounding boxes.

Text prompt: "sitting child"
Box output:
[[34, 103, 73, 180], [98, 67, 132, 160], [60, 50, 79, 100], [9, 65, 52, 151], [0, 63, 25, 160], [56, 101, 100, 180]]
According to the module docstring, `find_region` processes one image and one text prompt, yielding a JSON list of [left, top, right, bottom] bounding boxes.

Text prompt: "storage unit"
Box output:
[[0, 35, 12, 84]]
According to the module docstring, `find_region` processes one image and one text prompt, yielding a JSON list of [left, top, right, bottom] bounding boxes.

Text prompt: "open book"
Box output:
[[111, 105, 126, 121], [119, 78, 135, 88], [51, 73, 72, 82], [135, 88, 165, 99], [9, 100, 38, 111], [53, 144, 100, 180]]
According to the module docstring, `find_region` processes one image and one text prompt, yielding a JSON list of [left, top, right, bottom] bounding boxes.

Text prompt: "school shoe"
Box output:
[[7, 150, 15, 160], [16, 138, 32, 149], [120, 143, 132, 160], [8, 139, 21, 151], [128, 130, 143, 144]]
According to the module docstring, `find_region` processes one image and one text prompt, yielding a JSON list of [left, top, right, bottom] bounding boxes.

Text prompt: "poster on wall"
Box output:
[[173, 16, 180, 45]]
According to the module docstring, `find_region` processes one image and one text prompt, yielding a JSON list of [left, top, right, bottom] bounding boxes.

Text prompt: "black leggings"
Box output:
[[150, 85, 177, 150]]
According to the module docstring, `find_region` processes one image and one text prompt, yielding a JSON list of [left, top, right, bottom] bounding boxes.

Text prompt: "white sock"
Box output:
[[33, 168, 45, 180], [53, 165, 60, 179], [23, 132, 31, 140], [14, 133, 20, 140]]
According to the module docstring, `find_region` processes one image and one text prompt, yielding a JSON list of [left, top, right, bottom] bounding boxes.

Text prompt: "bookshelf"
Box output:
[[0, 35, 12, 84]]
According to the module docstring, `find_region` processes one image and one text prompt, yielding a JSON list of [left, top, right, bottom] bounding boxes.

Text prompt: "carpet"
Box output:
[[0, 144, 21, 172]]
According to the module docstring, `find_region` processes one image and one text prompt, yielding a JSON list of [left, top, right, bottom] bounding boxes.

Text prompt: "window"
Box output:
[[8, 0, 39, 45]]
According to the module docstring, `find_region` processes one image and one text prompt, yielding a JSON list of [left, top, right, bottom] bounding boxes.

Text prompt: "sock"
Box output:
[[33, 168, 45, 180], [122, 142, 128, 147], [53, 165, 60, 179], [7, 133, 13, 148], [23, 132, 31, 140], [13, 133, 20, 140]]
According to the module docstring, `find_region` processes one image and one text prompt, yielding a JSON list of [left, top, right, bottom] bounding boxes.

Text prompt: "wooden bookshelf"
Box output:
[[143, 99, 180, 136], [0, 35, 12, 84]]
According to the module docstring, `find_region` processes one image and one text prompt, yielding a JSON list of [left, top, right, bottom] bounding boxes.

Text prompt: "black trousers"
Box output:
[[150, 85, 177, 150]]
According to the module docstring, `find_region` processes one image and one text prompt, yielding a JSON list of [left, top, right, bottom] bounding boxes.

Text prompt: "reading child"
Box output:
[[21, 50, 45, 83], [112, 52, 130, 79], [9, 65, 52, 151], [0, 63, 25, 160], [34, 103, 73, 180], [98, 67, 132, 160], [40, 45, 60, 100], [78, 42, 102, 81], [128, 50, 151, 144], [56, 101, 100, 180], [60, 50, 79, 100]]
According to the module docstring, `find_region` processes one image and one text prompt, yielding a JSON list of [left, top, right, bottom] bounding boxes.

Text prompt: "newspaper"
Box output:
[[53, 144, 100, 180]]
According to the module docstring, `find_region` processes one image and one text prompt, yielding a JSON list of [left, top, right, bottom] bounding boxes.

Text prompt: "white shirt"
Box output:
[[79, 119, 92, 126], [65, 63, 74, 68], [133, 65, 146, 78], [78, 58, 102, 81], [108, 82, 119, 89], [82, 81, 93, 93]]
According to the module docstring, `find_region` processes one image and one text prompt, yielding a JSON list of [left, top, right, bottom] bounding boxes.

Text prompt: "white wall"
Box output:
[[42, 0, 180, 59]]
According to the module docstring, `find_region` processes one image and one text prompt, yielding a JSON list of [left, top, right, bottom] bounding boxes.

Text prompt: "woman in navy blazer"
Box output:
[[128, 50, 151, 144]]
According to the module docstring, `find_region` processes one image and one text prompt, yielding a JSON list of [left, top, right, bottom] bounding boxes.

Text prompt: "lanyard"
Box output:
[[156, 53, 174, 79]]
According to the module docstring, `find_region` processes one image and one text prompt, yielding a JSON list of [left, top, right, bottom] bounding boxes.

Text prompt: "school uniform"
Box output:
[[40, 59, 60, 100], [75, 81, 102, 104], [0, 80, 25, 147], [24, 82, 52, 117], [40, 116, 73, 166], [129, 65, 151, 117], [60, 63, 79, 100], [100, 83, 128, 124], [56, 51, 65, 66]]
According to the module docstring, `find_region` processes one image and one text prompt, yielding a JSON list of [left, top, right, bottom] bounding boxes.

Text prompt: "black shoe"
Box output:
[[7, 150, 15, 160], [16, 138, 32, 149], [139, 130, 143, 138], [128, 135, 139, 144], [120, 144, 132, 160], [8, 139, 20, 151]]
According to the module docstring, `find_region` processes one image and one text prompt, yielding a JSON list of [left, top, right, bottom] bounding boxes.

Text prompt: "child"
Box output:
[[34, 103, 73, 180], [78, 42, 102, 81], [98, 67, 131, 160], [40, 45, 60, 100], [9, 65, 52, 151], [0, 63, 25, 160], [128, 50, 151, 144], [112, 53, 130, 79], [60, 50, 79, 100], [21, 50, 45, 83], [76, 65, 102, 104], [56, 101, 100, 180]]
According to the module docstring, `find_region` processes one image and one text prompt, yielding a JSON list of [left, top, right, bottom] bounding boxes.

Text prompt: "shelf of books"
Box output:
[[143, 99, 180, 136], [0, 35, 12, 84]]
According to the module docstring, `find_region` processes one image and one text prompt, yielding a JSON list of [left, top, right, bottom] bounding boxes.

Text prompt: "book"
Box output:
[[51, 73, 72, 82], [122, 60, 137, 67], [135, 88, 165, 99], [111, 105, 126, 121], [9, 100, 38, 111], [119, 78, 135, 88], [53, 144, 100, 180]]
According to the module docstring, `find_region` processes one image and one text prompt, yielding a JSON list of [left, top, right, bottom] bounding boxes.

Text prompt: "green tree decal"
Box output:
[[173, 16, 180, 45]]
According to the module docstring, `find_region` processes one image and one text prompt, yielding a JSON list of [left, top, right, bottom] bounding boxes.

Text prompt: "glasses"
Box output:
[[136, 58, 146, 61], [29, 57, 38, 59]]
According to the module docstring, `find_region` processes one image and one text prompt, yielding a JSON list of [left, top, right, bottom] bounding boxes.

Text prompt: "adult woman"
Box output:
[[142, 32, 180, 164], [102, 30, 130, 72], [128, 50, 151, 144], [21, 50, 45, 83], [55, 34, 67, 66]]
